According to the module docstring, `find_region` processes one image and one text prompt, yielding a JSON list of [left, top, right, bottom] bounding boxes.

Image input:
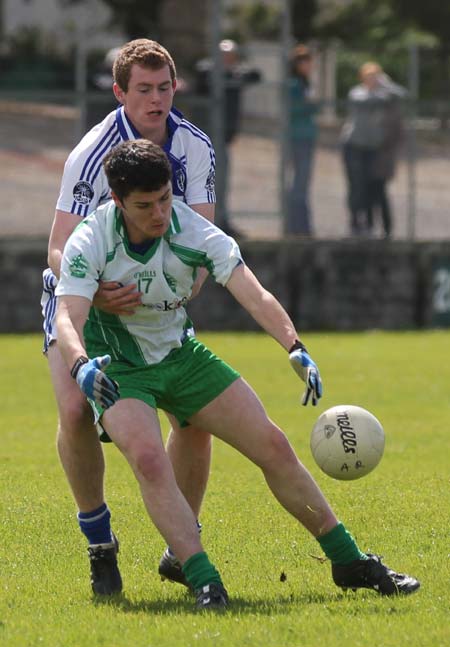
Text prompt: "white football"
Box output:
[[310, 405, 385, 480]]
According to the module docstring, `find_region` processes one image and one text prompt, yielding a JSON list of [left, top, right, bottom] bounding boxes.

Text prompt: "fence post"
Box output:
[[406, 42, 419, 241], [209, 0, 225, 228], [74, 4, 88, 143], [279, 0, 292, 235]]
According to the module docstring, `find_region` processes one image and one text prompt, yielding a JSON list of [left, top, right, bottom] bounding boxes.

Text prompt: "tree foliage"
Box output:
[[390, 0, 450, 115], [313, 0, 406, 50], [61, 0, 164, 41], [101, 0, 164, 40], [297, 0, 449, 103], [391, 1, 450, 47], [226, 2, 281, 42], [291, 0, 318, 42]]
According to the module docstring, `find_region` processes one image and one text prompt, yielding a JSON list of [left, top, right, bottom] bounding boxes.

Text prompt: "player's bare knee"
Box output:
[[133, 445, 168, 484], [258, 425, 296, 470], [58, 397, 94, 436]]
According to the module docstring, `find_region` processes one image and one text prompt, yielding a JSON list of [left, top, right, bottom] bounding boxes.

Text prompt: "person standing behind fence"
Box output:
[[368, 69, 406, 238], [341, 62, 406, 237], [286, 44, 319, 237], [194, 39, 261, 238]]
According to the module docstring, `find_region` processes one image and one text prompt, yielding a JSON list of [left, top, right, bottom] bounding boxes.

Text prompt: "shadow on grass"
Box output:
[[92, 589, 409, 616]]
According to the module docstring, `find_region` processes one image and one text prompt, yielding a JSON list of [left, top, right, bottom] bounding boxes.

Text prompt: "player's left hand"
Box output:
[[289, 347, 323, 406]]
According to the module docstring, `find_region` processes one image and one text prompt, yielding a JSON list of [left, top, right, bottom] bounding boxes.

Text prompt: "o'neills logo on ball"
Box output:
[[336, 411, 357, 454]]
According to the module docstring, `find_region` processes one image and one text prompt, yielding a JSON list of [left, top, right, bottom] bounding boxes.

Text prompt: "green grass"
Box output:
[[1, 331, 449, 647]]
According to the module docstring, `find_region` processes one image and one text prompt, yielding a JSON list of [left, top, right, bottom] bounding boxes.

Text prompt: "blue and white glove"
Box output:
[[70, 355, 120, 409], [288, 341, 323, 406]]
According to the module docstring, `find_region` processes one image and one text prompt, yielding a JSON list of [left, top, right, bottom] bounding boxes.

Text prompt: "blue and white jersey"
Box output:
[[42, 106, 216, 351], [57, 105, 216, 217]]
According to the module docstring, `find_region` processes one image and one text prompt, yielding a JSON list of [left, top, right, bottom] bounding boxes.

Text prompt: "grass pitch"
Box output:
[[1, 331, 449, 647]]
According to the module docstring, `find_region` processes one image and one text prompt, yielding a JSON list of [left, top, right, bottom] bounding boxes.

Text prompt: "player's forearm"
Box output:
[[245, 289, 298, 351], [57, 315, 87, 369], [47, 210, 83, 279], [47, 248, 63, 279], [226, 265, 298, 351], [55, 298, 90, 370]]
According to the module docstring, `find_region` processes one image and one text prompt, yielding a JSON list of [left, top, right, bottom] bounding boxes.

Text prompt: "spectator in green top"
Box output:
[[286, 44, 319, 236]]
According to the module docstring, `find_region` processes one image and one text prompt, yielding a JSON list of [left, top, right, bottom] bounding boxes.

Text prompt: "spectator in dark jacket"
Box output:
[[195, 39, 261, 237]]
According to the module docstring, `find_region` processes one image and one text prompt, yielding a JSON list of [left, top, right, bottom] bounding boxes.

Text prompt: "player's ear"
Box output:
[[113, 82, 125, 104], [172, 78, 177, 93], [110, 191, 123, 208]]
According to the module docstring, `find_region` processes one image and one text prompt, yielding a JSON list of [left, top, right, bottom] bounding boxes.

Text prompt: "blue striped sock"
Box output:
[[78, 503, 113, 545]]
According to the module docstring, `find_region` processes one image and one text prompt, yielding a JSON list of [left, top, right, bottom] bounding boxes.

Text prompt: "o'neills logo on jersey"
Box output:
[[205, 167, 215, 191], [143, 296, 188, 312], [73, 181, 94, 205], [175, 168, 186, 194]]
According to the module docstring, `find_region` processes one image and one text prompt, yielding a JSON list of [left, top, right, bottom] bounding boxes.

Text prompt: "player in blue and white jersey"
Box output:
[[41, 39, 217, 593], [55, 140, 419, 608]]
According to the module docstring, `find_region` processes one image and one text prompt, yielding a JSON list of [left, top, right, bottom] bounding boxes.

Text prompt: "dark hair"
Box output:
[[290, 44, 312, 76], [113, 39, 177, 91], [103, 140, 172, 201]]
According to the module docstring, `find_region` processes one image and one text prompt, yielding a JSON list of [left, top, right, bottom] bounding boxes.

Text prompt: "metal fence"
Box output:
[[1, 0, 450, 243], [1, 86, 449, 243]]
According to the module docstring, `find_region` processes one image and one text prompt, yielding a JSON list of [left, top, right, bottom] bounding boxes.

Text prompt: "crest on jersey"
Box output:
[[69, 253, 89, 278], [73, 181, 94, 205], [175, 168, 186, 194], [205, 167, 215, 191]]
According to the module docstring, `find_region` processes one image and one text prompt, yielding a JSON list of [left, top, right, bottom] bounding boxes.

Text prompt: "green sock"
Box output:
[[182, 551, 222, 591], [317, 522, 368, 565]]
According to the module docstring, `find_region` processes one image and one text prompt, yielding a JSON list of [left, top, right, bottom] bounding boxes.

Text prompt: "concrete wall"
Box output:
[[1, 237, 450, 335], [187, 239, 450, 331], [1, 238, 48, 334]]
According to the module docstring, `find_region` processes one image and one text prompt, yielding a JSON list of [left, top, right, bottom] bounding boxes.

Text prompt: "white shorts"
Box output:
[[40, 268, 58, 353]]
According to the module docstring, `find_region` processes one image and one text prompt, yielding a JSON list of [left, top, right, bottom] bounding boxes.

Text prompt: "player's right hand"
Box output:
[[73, 355, 120, 409], [93, 281, 142, 315]]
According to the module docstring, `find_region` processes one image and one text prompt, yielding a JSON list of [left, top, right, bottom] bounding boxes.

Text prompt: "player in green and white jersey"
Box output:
[[58, 196, 241, 369], [55, 140, 420, 610]]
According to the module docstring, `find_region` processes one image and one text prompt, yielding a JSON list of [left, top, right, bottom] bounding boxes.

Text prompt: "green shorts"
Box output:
[[92, 337, 240, 442]]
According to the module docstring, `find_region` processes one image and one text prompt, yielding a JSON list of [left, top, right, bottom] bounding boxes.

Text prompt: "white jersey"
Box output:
[[41, 105, 216, 352], [57, 106, 216, 217], [55, 200, 242, 366]]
